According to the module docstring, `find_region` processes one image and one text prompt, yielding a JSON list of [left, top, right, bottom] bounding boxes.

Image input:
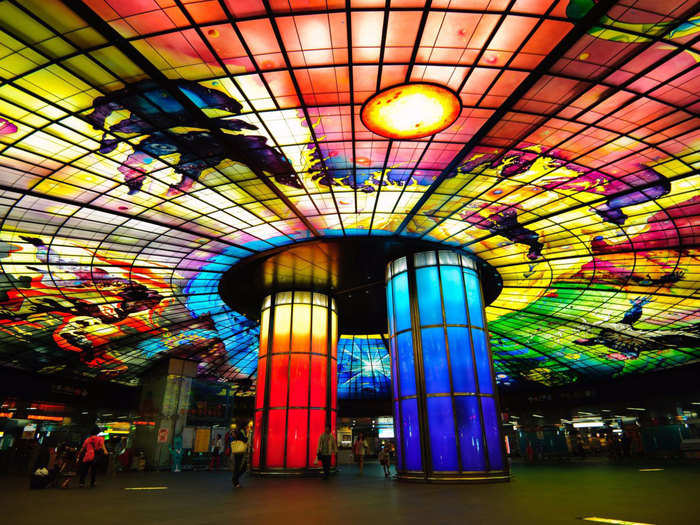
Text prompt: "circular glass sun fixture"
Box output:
[[361, 82, 461, 139]]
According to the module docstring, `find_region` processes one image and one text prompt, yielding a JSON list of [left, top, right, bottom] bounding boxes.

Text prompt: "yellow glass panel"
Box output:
[[259, 308, 270, 356], [290, 303, 311, 352], [311, 305, 328, 354], [271, 304, 291, 353]]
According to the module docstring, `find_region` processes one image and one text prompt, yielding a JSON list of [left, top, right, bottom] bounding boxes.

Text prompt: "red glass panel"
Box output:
[[331, 410, 337, 466], [255, 357, 267, 410], [310, 355, 327, 408], [289, 353, 310, 407], [265, 409, 286, 468], [309, 409, 326, 470], [252, 410, 263, 468], [330, 360, 337, 410], [269, 354, 289, 407], [285, 409, 308, 468]]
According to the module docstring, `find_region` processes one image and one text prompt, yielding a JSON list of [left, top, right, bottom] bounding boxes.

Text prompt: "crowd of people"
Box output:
[[23, 421, 396, 490]]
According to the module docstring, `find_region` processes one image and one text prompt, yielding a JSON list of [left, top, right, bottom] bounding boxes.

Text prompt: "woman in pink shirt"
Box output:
[[78, 426, 108, 488]]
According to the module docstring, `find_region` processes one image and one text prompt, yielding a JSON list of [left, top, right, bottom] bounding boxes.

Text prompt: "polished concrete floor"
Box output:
[[2, 461, 699, 525]]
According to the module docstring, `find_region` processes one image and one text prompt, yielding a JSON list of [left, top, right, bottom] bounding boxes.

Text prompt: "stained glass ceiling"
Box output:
[[0, 0, 698, 392]]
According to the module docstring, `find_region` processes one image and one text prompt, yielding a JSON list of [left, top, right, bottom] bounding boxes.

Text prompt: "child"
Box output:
[[56, 442, 78, 488], [379, 446, 391, 477]]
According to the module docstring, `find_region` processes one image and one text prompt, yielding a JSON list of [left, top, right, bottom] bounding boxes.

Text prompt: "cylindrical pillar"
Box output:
[[252, 291, 338, 475], [386, 250, 509, 482]]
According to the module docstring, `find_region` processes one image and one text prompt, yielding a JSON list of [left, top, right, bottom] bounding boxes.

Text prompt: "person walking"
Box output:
[[353, 432, 368, 474], [316, 425, 337, 480], [209, 434, 223, 470], [229, 422, 247, 488], [78, 426, 108, 488]]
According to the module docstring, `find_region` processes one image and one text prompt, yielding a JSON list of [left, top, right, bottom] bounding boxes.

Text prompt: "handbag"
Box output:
[[230, 440, 246, 454]]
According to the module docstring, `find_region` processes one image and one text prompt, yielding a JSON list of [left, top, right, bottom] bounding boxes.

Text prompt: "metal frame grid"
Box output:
[[386, 249, 509, 481], [253, 290, 337, 474], [0, 1, 696, 388]]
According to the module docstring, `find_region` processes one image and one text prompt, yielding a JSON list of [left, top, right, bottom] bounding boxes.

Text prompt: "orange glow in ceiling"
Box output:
[[361, 83, 461, 140]]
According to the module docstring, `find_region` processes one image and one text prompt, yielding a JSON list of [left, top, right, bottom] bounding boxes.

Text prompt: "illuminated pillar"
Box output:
[[386, 250, 509, 482], [252, 291, 338, 475]]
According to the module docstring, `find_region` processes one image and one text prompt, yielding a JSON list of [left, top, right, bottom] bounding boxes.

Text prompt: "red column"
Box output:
[[253, 291, 337, 474]]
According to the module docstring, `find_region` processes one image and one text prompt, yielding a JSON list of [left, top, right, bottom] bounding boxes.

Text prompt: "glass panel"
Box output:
[[286, 408, 308, 468], [259, 308, 270, 356], [311, 306, 328, 354], [393, 401, 402, 469], [290, 303, 311, 352], [272, 304, 292, 353], [463, 269, 484, 328], [252, 410, 263, 468], [331, 312, 338, 359], [481, 396, 504, 470], [390, 337, 399, 399], [455, 396, 485, 471], [459, 254, 476, 270], [310, 355, 327, 407], [392, 256, 407, 275], [330, 358, 337, 409], [414, 250, 436, 267], [289, 353, 310, 406], [269, 354, 289, 407], [396, 331, 416, 397], [265, 409, 286, 467], [294, 291, 311, 304], [416, 266, 443, 326], [312, 292, 328, 307], [386, 279, 395, 335], [427, 396, 458, 471], [400, 398, 422, 471], [309, 409, 326, 469], [438, 250, 459, 265], [255, 357, 267, 409], [472, 328, 493, 394], [447, 327, 476, 394], [330, 410, 337, 467], [276, 291, 293, 304], [440, 266, 468, 325], [392, 273, 411, 333], [421, 326, 450, 394]]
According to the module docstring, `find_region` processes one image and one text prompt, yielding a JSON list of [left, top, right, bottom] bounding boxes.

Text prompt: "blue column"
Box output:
[[386, 250, 509, 482]]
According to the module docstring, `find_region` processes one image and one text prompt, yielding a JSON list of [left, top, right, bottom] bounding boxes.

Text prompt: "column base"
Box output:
[[396, 470, 510, 483], [251, 467, 337, 478]]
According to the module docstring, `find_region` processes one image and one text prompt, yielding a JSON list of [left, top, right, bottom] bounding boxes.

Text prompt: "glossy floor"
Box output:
[[3, 461, 699, 525]]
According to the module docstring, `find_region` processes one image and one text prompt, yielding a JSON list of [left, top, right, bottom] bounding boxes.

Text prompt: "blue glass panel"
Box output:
[[393, 401, 402, 469], [421, 327, 450, 394], [440, 266, 468, 325], [471, 329, 493, 394], [446, 327, 476, 394], [392, 273, 411, 333], [386, 279, 395, 336], [427, 396, 458, 471], [400, 398, 422, 471], [463, 269, 484, 328], [390, 338, 399, 400], [397, 331, 416, 397], [416, 266, 443, 326], [481, 396, 504, 470], [455, 396, 485, 471]]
